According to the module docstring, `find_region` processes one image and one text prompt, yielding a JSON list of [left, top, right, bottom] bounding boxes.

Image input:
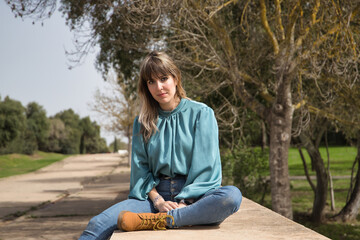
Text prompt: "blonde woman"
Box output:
[[79, 51, 242, 239]]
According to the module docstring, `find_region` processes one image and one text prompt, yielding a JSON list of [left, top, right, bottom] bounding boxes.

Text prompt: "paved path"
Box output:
[[0, 153, 130, 240], [0, 153, 330, 240]]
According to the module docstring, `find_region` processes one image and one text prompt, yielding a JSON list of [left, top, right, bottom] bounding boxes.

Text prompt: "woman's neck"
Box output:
[[159, 97, 181, 111]]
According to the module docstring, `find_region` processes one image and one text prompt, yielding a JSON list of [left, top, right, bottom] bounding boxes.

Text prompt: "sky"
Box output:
[[0, 2, 115, 144]]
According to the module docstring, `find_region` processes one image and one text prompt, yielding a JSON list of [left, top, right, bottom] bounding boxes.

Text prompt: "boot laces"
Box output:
[[139, 214, 175, 230]]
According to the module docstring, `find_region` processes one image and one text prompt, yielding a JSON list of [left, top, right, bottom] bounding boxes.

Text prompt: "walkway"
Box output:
[[0, 153, 130, 240]]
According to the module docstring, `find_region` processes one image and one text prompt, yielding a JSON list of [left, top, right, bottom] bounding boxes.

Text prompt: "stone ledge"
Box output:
[[110, 198, 329, 240]]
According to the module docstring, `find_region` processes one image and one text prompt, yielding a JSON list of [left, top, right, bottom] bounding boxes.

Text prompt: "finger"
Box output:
[[167, 202, 179, 209], [159, 202, 170, 211]]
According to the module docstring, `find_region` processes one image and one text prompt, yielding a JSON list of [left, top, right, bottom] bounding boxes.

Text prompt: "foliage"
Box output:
[[51, 109, 109, 154], [222, 146, 269, 202], [0, 96, 26, 149], [113, 137, 118, 153], [0, 96, 108, 155], [46, 118, 67, 153], [109, 137, 127, 152], [26, 102, 50, 151]]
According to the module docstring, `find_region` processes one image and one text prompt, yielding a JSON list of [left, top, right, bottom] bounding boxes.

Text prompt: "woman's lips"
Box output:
[[157, 93, 167, 97]]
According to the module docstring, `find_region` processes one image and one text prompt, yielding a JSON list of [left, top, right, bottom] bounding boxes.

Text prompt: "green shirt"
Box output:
[[129, 98, 222, 201]]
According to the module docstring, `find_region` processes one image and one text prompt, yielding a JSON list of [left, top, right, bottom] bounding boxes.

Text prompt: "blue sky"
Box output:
[[0, 2, 114, 143]]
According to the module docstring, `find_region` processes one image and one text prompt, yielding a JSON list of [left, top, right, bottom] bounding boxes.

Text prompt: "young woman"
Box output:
[[78, 51, 242, 239]]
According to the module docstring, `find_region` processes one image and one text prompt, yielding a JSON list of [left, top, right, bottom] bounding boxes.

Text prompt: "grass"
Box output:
[[0, 151, 68, 178], [266, 146, 359, 240], [242, 146, 359, 240], [288, 146, 357, 176]]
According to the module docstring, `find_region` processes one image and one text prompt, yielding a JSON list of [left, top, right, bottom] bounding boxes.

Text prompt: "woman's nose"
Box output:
[[155, 81, 163, 90]]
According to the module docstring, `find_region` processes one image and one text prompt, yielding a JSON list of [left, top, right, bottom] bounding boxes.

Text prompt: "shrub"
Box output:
[[222, 146, 269, 202]]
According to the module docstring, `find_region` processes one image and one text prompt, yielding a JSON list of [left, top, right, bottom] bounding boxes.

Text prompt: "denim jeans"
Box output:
[[78, 176, 242, 240]]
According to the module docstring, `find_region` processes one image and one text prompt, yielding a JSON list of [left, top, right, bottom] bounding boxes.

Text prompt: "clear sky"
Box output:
[[0, 2, 114, 144]]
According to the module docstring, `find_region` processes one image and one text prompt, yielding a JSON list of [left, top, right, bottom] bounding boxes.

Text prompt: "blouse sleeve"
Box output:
[[175, 107, 222, 200], [128, 117, 159, 200]]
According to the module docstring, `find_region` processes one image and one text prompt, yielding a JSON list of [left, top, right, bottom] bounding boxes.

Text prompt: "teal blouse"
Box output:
[[128, 98, 222, 201]]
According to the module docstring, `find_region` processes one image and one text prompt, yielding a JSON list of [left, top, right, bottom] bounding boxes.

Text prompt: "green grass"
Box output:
[[246, 147, 359, 240], [296, 213, 360, 240], [0, 151, 68, 178], [288, 147, 357, 176], [288, 147, 358, 240]]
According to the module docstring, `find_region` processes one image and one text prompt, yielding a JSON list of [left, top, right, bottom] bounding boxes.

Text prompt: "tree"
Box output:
[[79, 116, 108, 154], [54, 109, 81, 154], [79, 116, 96, 154], [334, 132, 360, 222], [26, 102, 50, 151], [163, 0, 359, 220], [110, 137, 127, 152], [113, 136, 118, 153], [327, 82, 360, 222], [46, 118, 67, 153], [0, 96, 26, 150], [92, 74, 138, 166], [8, 0, 360, 220]]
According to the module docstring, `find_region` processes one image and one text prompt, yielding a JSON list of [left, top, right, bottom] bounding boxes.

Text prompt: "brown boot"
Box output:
[[118, 211, 175, 231]]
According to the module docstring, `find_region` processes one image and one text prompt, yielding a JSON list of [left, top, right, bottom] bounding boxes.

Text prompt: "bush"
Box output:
[[222, 146, 269, 202]]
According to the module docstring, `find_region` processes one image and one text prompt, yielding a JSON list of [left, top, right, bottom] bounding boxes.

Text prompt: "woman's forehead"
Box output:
[[151, 72, 168, 80], [145, 66, 170, 80]]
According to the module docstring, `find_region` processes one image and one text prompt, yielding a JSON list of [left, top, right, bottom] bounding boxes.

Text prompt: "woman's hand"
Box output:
[[177, 202, 187, 209], [155, 199, 179, 212]]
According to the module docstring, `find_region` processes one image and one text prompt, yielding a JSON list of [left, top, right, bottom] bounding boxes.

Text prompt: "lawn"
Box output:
[[283, 147, 358, 240], [0, 151, 68, 178], [288, 146, 357, 176], [244, 146, 359, 240]]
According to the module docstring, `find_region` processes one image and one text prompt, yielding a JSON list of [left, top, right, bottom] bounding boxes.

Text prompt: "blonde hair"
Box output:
[[138, 51, 187, 141]]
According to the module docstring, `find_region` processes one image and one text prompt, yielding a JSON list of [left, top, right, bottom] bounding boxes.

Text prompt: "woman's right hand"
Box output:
[[155, 200, 179, 212]]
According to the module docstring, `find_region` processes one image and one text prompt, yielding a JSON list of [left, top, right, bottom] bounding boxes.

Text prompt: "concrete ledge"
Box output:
[[110, 198, 329, 240]]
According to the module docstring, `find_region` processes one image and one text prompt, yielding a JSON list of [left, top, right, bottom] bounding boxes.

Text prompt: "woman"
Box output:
[[79, 51, 242, 239]]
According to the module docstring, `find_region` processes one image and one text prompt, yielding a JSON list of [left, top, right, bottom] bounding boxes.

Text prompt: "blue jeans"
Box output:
[[78, 176, 242, 240]]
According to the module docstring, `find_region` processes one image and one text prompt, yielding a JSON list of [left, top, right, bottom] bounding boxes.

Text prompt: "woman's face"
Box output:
[[147, 75, 179, 111]]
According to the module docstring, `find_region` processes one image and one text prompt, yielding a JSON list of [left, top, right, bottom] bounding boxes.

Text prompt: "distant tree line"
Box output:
[[0, 95, 109, 155]]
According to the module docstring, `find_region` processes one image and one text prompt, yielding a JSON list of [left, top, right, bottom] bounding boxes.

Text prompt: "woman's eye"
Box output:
[[161, 77, 168, 82], [147, 80, 154, 84]]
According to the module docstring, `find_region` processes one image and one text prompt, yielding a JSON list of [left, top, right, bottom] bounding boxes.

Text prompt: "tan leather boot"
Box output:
[[118, 211, 175, 231]]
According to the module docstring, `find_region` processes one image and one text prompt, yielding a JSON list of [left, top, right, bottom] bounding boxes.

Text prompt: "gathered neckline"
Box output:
[[159, 98, 187, 117]]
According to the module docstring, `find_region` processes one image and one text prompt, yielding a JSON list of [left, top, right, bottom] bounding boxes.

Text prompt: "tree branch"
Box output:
[[260, 0, 279, 55], [275, 0, 285, 41], [208, 0, 236, 19]]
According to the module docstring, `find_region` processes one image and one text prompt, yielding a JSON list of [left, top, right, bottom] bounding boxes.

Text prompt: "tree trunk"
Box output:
[[126, 125, 132, 168], [325, 129, 335, 211], [231, 48, 294, 219], [298, 147, 316, 193], [334, 132, 360, 222], [261, 121, 267, 151], [80, 134, 85, 154], [267, 73, 294, 219], [299, 132, 328, 222], [127, 136, 132, 168]]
